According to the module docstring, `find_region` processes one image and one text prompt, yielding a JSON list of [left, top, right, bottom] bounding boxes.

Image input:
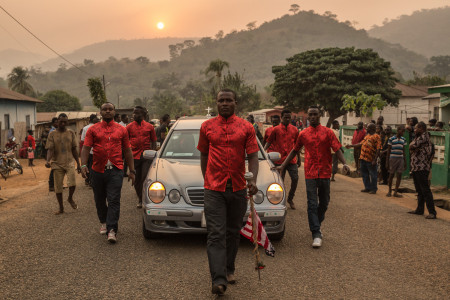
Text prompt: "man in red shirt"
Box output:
[[264, 109, 300, 209], [197, 89, 259, 296], [80, 102, 136, 244], [262, 115, 280, 150], [352, 121, 366, 172], [127, 106, 157, 208], [277, 106, 349, 248]]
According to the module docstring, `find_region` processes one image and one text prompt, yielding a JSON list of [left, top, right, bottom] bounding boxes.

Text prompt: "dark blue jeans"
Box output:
[[279, 163, 299, 203], [360, 159, 378, 192], [91, 167, 124, 233], [305, 178, 330, 239], [204, 188, 247, 287]]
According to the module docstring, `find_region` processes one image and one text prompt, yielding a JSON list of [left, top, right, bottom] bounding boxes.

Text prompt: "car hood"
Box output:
[[154, 158, 277, 190]]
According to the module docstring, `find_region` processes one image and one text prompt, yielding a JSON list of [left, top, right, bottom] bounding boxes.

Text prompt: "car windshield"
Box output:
[[161, 129, 264, 160]]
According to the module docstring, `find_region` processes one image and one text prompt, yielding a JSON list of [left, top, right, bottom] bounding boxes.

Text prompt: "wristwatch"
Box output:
[[129, 170, 136, 175]]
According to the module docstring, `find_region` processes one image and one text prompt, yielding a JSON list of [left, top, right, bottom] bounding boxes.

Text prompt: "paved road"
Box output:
[[1, 169, 449, 299]]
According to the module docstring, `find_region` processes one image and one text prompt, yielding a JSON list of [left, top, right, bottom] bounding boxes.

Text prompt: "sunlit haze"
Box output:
[[0, 0, 448, 56]]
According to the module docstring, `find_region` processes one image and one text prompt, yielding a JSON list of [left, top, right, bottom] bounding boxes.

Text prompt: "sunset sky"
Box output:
[[0, 0, 448, 56]]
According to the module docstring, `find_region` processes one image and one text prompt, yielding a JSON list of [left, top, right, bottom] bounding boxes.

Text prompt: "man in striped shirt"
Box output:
[[386, 125, 407, 197]]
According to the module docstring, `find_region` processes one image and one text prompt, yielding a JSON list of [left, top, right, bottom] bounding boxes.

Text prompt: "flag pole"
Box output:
[[244, 172, 262, 280]]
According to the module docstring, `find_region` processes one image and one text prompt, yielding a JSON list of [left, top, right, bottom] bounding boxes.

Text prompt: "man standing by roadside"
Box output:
[[386, 125, 406, 197], [347, 123, 381, 194], [197, 89, 259, 296], [246, 114, 264, 142], [45, 113, 81, 215], [80, 102, 136, 243], [264, 109, 300, 209], [352, 121, 366, 173], [127, 106, 157, 208], [80, 114, 99, 186], [408, 122, 437, 219], [262, 115, 280, 149], [277, 106, 349, 248], [48, 117, 58, 192], [379, 126, 392, 185], [156, 114, 170, 146], [331, 120, 341, 182]]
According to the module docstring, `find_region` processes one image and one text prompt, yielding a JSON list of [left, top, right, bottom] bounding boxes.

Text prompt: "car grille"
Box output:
[[186, 188, 204, 206]]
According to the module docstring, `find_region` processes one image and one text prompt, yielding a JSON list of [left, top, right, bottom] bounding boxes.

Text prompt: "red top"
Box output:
[[263, 126, 276, 152], [197, 114, 259, 192], [126, 120, 157, 159], [266, 124, 299, 165], [352, 129, 366, 144], [84, 121, 131, 173], [293, 125, 342, 179], [27, 135, 36, 149]]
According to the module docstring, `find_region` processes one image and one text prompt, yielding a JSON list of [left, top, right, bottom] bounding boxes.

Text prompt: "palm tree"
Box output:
[[205, 59, 230, 91], [7, 66, 35, 96]]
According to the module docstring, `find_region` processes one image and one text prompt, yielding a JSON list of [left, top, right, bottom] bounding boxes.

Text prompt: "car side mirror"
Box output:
[[143, 150, 157, 160], [268, 152, 281, 162]]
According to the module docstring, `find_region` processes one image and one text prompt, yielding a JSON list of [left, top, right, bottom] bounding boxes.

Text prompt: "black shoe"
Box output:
[[407, 210, 424, 215], [361, 189, 370, 193], [425, 214, 437, 219], [368, 190, 376, 194], [211, 284, 226, 296]]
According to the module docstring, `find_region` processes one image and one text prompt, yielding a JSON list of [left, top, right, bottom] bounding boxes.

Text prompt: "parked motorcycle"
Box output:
[[0, 147, 23, 179]]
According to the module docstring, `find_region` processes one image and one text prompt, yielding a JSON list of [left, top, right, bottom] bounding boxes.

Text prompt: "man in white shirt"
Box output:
[[119, 114, 129, 127], [81, 114, 99, 186]]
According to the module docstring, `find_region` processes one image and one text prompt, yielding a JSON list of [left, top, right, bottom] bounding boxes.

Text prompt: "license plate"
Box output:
[[264, 210, 285, 217], [201, 211, 206, 227], [147, 210, 167, 216]]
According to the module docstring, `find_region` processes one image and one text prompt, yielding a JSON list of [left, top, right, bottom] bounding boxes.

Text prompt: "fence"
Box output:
[[340, 126, 450, 188]]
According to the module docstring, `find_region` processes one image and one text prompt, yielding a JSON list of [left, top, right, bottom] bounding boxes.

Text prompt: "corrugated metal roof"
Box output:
[[423, 93, 440, 100], [395, 83, 428, 97], [36, 111, 99, 123], [0, 86, 43, 103]]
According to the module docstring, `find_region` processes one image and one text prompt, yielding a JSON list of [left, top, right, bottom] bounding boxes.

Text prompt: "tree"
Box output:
[[222, 71, 261, 113], [341, 91, 387, 118], [83, 59, 94, 66], [133, 97, 151, 109], [406, 71, 447, 86], [151, 91, 185, 118], [7, 66, 35, 96], [289, 4, 300, 14], [169, 44, 179, 60], [272, 47, 401, 127], [153, 73, 181, 91], [135, 56, 149, 66], [424, 55, 450, 79], [205, 59, 230, 92], [0, 77, 7, 88], [246, 21, 257, 31], [183, 40, 195, 48], [198, 37, 213, 46], [37, 90, 82, 112], [323, 11, 337, 20], [215, 30, 224, 40], [87, 77, 106, 108]]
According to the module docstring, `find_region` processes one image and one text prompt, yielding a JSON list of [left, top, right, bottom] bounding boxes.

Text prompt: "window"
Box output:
[[4, 114, 10, 130], [26, 115, 31, 130]]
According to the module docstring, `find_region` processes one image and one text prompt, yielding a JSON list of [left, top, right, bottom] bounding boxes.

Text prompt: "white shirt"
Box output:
[[119, 121, 127, 127], [81, 123, 94, 154]]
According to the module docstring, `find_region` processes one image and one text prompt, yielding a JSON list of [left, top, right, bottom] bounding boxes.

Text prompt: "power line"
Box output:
[[0, 4, 95, 77]]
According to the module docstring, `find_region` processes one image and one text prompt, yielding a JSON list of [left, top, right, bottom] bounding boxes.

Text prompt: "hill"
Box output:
[[27, 11, 429, 109], [369, 6, 450, 57], [0, 49, 48, 77], [34, 38, 199, 71]]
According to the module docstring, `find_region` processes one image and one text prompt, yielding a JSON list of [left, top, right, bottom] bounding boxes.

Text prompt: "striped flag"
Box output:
[[240, 208, 275, 257]]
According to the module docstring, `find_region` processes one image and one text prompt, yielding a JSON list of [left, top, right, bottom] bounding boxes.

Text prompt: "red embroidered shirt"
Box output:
[[84, 121, 131, 173], [352, 129, 366, 144], [293, 125, 342, 179], [27, 135, 36, 149], [197, 114, 259, 192], [126, 120, 157, 159], [263, 126, 276, 152], [266, 124, 299, 165]]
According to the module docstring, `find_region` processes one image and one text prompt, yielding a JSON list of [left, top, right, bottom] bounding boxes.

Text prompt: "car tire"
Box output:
[[269, 225, 285, 241], [142, 219, 163, 239]]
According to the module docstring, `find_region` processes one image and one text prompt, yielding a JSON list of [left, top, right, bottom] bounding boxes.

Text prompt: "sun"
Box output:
[[157, 22, 164, 30]]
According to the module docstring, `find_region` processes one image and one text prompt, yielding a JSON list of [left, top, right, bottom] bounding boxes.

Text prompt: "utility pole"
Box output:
[[117, 93, 120, 109], [102, 75, 106, 92]]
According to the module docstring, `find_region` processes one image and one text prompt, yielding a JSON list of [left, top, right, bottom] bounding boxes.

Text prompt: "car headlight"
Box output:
[[254, 190, 264, 204], [148, 182, 165, 203], [168, 189, 181, 204], [267, 183, 283, 205]]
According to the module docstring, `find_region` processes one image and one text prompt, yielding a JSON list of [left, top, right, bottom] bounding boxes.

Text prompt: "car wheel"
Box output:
[[269, 225, 285, 241], [142, 219, 163, 239]]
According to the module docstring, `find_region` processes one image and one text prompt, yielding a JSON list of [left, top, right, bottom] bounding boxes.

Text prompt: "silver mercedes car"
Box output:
[[141, 117, 287, 240]]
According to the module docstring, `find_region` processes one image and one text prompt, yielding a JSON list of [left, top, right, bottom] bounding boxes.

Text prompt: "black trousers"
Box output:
[[204, 188, 247, 286], [85, 154, 93, 185], [134, 158, 152, 203], [279, 163, 299, 203], [412, 170, 436, 215], [380, 156, 388, 184], [91, 167, 124, 233]]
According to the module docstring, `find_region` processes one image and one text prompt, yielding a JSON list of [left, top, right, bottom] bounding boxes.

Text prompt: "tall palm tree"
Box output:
[[7, 66, 35, 96], [205, 59, 230, 91]]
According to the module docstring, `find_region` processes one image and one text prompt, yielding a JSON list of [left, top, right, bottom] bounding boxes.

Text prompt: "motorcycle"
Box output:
[[0, 147, 23, 179]]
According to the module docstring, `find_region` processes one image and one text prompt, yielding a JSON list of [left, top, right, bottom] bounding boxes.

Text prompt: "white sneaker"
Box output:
[[312, 237, 322, 248], [100, 223, 107, 235], [107, 229, 117, 243]]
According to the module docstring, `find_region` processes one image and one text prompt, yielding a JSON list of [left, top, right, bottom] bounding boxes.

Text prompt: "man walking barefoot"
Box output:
[[80, 103, 136, 243], [277, 106, 349, 248], [45, 113, 81, 215], [197, 89, 259, 295]]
